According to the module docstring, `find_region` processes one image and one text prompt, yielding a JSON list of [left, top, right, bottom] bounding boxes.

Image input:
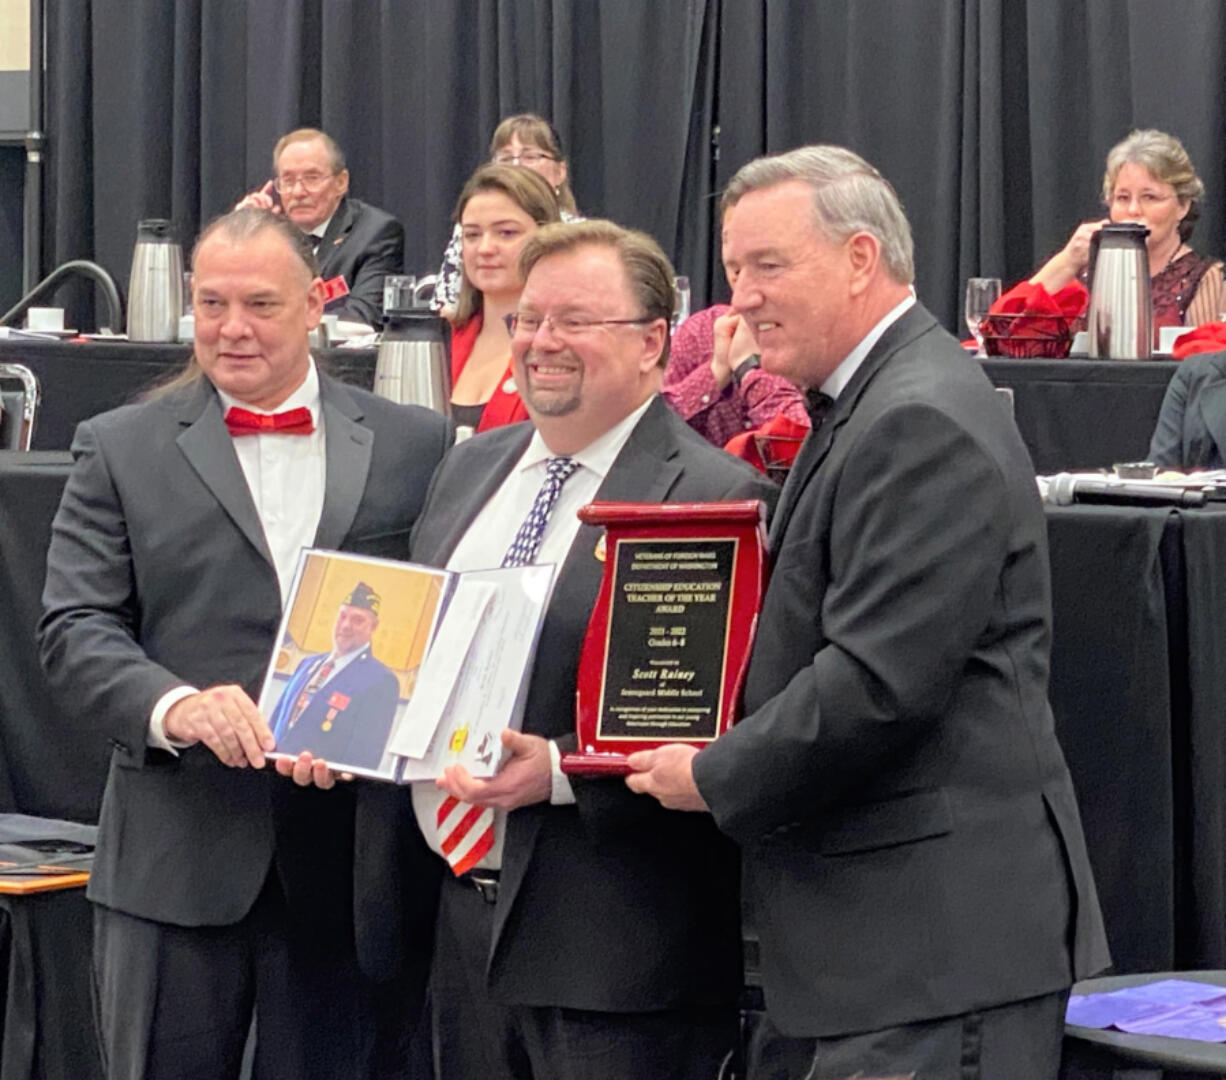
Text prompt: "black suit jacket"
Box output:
[[369, 397, 777, 1011], [1148, 348, 1226, 469], [694, 304, 1111, 1036], [38, 374, 449, 963], [316, 195, 404, 327]]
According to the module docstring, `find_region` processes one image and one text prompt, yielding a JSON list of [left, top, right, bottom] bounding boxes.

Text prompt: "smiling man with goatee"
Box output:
[[379, 219, 777, 1080]]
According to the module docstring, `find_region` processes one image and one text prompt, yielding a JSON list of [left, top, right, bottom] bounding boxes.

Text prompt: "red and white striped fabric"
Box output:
[[435, 455, 580, 878], [437, 795, 495, 877]]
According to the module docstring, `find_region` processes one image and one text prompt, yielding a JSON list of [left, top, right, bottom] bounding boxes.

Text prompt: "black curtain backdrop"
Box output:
[[40, 0, 1226, 335]]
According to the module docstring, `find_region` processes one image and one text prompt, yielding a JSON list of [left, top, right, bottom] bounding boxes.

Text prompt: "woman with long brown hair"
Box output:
[[447, 164, 561, 436], [434, 114, 581, 317]]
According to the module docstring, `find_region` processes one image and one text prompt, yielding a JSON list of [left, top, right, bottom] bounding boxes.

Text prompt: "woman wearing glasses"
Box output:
[[992, 129, 1222, 338], [448, 165, 561, 437], [435, 114, 582, 317]]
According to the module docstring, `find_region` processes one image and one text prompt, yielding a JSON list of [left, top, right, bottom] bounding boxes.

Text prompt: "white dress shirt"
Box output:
[[148, 360, 328, 749], [411, 396, 656, 870], [308, 213, 335, 250], [820, 293, 915, 400]]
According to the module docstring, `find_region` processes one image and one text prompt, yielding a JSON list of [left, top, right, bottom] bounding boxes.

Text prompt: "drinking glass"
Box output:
[[383, 274, 416, 313], [672, 276, 691, 330], [965, 277, 1001, 356]]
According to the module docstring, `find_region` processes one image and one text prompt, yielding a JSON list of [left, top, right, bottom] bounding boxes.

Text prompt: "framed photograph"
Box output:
[[262, 548, 450, 780]]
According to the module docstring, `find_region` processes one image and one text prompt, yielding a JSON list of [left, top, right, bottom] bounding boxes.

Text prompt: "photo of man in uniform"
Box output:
[[270, 581, 401, 771]]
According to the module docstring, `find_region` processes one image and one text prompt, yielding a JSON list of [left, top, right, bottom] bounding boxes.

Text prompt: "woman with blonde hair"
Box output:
[[992, 129, 1222, 339]]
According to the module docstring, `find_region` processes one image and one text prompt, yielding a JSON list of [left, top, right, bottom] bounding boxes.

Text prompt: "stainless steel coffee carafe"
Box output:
[[374, 280, 451, 414], [127, 219, 184, 343], [1087, 222, 1152, 360]]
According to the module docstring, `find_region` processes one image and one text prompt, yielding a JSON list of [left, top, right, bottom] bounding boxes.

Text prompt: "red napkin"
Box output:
[[992, 280, 1088, 317], [980, 280, 1085, 358], [1172, 323, 1226, 360]]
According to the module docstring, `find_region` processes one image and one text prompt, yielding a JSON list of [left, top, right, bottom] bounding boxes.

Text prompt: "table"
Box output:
[[1046, 505, 1226, 976], [1064, 971, 1226, 1075], [0, 887, 100, 1080], [0, 452, 107, 822], [0, 342, 1182, 468], [0, 816, 101, 1080], [982, 358, 1177, 473], [0, 341, 378, 451]]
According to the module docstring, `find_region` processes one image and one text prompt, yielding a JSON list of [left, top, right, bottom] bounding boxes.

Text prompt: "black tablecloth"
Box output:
[[0, 887, 101, 1080], [0, 816, 99, 1080], [1047, 504, 1226, 975], [0, 453, 106, 823], [982, 358, 1177, 473], [0, 341, 377, 452], [0, 341, 1182, 470]]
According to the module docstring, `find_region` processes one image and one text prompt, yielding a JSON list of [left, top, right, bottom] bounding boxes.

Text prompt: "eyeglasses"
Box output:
[[492, 150, 556, 167], [1111, 192, 1175, 208], [505, 312, 651, 338], [274, 172, 336, 193]]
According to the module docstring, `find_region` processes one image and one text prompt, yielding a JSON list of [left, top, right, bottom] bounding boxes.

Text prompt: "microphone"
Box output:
[[1044, 473, 1206, 507]]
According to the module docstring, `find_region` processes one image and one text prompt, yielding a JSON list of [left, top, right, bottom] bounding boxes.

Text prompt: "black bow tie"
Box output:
[[805, 389, 835, 427]]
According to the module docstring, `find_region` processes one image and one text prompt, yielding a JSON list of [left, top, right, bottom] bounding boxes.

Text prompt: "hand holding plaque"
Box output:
[[561, 500, 768, 776]]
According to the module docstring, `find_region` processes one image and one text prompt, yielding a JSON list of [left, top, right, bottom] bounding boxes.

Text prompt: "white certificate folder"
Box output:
[[261, 547, 556, 783]]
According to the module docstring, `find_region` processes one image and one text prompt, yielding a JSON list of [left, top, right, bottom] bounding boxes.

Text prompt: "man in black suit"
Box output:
[[38, 208, 448, 1079], [238, 127, 403, 327], [397, 219, 775, 1080], [629, 146, 1111, 1080]]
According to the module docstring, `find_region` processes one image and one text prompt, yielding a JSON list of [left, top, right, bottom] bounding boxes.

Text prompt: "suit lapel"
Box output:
[[315, 375, 373, 549], [545, 398, 684, 638], [316, 197, 355, 279], [175, 380, 275, 567], [495, 399, 685, 946], [769, 304, 939, 547], [417, 426, 535, 565]]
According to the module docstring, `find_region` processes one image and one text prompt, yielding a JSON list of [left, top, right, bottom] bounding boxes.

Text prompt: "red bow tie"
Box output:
[[224, 406, 315, 436]]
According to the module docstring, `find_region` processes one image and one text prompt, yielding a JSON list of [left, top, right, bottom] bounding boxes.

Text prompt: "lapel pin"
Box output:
[[502, 377, 517, 394]]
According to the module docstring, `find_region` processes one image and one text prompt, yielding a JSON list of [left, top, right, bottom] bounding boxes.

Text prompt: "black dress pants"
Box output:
[[92, 870, 425, 1080], [745, 987, 1071, 1080], [431, 872, 739, 1080]]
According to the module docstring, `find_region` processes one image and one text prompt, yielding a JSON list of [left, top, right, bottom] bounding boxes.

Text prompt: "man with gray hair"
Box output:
[[628, 145, 1109, 1078], [238, 127, 404, 327]]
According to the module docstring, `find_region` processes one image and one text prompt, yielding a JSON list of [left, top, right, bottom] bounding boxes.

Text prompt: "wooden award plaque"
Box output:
[[561, 500, 768, 776]]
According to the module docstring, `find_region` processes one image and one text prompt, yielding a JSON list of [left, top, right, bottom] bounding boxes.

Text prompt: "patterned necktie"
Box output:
[[501, 457, 580, 567], [437, 456, 580, 877]]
